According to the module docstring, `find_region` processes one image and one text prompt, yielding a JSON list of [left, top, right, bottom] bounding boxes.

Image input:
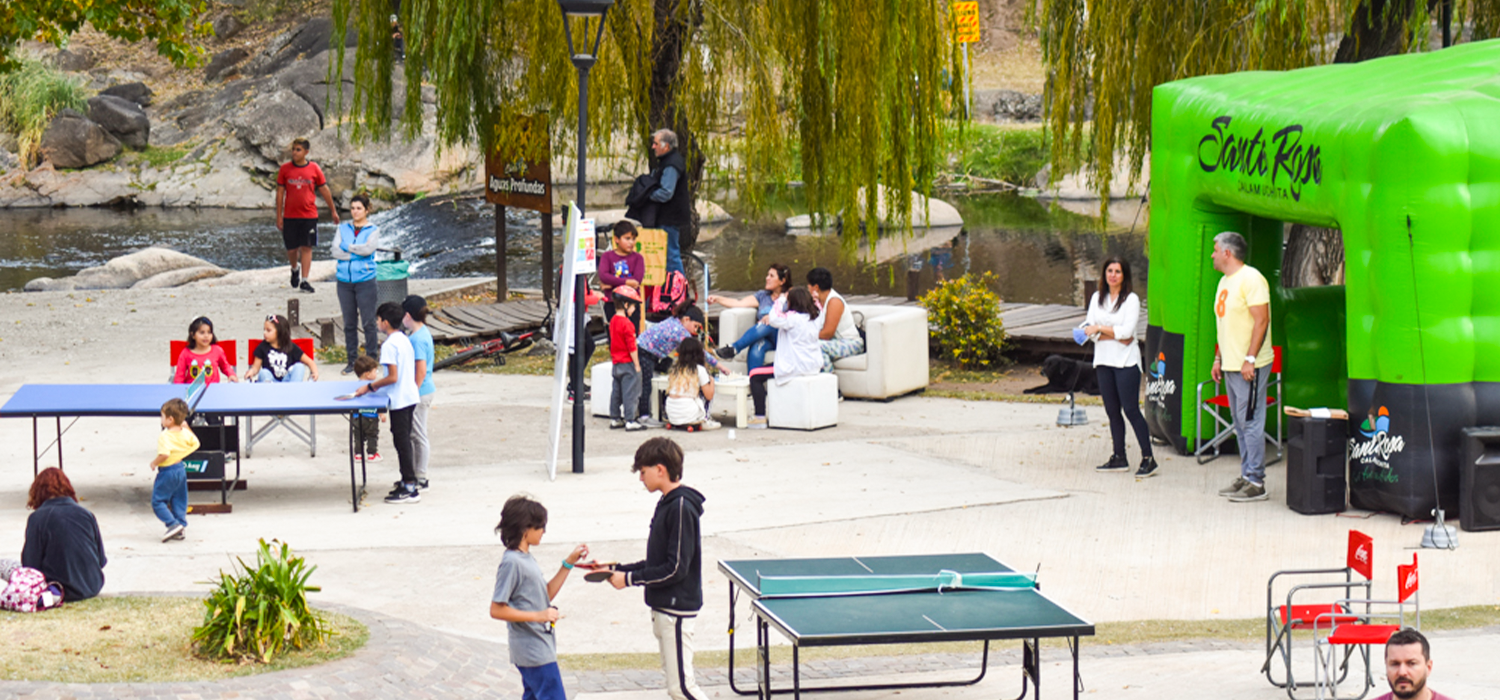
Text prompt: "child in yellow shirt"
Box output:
[[151, 398, 200, 543]]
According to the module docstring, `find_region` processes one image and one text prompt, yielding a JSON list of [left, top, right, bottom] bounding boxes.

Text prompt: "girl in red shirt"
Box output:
[[173, 316, 238, 385]]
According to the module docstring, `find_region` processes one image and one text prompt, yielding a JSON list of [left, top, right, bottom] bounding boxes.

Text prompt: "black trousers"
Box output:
[[1096, 365, 1152, 458], [639, 350, 665, 418], [751, 374, 770, 415], [389, 405, 416, 484], [567, 327, 597, 393]]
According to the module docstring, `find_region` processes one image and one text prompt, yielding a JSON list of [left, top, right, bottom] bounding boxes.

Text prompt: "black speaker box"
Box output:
[[1286, 416, 1347, 515], [1459, 427, 1500, 531], [183, 450, 226, 481]]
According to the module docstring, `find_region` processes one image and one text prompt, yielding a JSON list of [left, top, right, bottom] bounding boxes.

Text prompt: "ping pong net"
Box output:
[[757, 570, 1038, 599], [183, 372, 210, 413]]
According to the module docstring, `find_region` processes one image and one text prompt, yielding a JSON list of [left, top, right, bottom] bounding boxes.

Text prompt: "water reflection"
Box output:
[[0, 192, 1147, 305]]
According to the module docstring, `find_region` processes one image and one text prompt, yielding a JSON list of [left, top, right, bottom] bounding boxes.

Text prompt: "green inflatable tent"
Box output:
[[1145, 39, 1500, 520]]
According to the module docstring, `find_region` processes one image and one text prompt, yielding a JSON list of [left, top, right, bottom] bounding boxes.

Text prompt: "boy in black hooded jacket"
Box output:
[[610, 437, 706, 700]]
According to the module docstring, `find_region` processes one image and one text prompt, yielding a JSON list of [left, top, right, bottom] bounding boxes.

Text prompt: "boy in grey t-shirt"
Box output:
[[489, 495, 588, 700]]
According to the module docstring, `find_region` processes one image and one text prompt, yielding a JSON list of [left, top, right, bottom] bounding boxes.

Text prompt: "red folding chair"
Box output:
[[243, 338, 318, 458], [1196, 344, 1284, 464], [169, 340, 238, 383], [1312, 554, 1421, 700], [1263, 531, 1374, 698]]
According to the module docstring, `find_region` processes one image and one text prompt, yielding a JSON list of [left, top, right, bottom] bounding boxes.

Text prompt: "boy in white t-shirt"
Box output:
[[353, 301, 421, 503]]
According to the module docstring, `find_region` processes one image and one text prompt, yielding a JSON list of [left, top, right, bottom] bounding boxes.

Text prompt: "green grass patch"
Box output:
[[0, 595, 366, 683], [562, 605, 1500, 670], [0, 55, 88, 168], [126, 145, 191, 169], [946, 122, 1048, 186]]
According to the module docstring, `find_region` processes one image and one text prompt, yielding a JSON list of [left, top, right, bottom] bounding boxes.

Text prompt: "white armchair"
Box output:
[[715, 303, 929, 400]]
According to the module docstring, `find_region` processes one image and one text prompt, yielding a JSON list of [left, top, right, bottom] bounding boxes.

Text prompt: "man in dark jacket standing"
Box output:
[[646, 129, 690, 276], [610, 437, 705, 700]]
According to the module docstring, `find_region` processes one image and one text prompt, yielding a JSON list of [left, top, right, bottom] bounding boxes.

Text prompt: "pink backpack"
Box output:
[[647, 270, 692, 318], [0, 567, 63, 612]]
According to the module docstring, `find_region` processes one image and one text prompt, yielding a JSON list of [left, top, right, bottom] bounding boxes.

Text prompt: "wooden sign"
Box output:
[[952, 1, 980, 43], [484, 114, 552, 214]]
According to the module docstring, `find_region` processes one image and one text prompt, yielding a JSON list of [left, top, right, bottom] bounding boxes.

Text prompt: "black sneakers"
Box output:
[[1096, 454, 1130, 472], [299, 280, 316, 293], [716, 345, 737, 360], [291, 269, 300, 287], [384, 483, 420, 504], [1135, 457, 1159, 480]]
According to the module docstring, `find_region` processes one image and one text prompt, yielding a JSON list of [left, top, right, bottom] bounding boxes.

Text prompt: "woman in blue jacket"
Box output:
[[331, 194, 381, 374]]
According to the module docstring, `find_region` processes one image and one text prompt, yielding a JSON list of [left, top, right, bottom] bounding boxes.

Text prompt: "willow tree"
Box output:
[[1038, 0, 1500, 205], [330, 0, 960, 249]]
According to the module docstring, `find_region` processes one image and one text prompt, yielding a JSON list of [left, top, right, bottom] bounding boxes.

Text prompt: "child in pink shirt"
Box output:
[[173, 316, 238, 384]]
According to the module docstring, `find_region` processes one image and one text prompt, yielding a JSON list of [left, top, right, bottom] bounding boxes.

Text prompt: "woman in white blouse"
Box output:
[[1082, 257, 1157, 478]]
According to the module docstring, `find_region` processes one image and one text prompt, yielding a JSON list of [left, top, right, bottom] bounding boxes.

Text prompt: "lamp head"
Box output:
[[558, 0, 614, 17], [557, 0, 614, 59]]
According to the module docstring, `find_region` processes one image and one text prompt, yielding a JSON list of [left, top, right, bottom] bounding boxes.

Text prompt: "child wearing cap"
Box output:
[[402, 295, 435, 489], [633, 304, 716, 426], [609, 287, 647, 431]]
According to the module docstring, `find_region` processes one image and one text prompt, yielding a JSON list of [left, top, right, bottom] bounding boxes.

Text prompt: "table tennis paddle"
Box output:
[[584, 570, 615, 583], [574, 560, 616, 570]]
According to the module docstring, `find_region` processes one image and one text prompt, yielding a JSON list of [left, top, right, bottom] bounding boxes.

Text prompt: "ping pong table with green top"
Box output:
[[718, 553, 1093, 700]]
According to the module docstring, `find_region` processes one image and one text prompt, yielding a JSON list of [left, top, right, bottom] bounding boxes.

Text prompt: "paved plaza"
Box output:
[[2, 283, 1498, 698]]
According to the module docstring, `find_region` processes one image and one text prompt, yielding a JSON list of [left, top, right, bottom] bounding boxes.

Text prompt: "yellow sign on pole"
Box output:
[[953, 1, 980, 43]]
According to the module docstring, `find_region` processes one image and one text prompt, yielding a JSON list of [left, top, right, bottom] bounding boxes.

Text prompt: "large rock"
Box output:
[[87, 95, 151, 149], [188, 261, 337, 287], [252, 18, 358, 77], [101, 82, 154, 107], [229, 89, 321, 163], [132, 265, 230, 289], [40, 111, 121, 169], [50, 49, 94, 72], [204, 47, 250, 81], [972, 89, 1043, 122], [212, 13, 246, 41], [27, 247, 216, 291]]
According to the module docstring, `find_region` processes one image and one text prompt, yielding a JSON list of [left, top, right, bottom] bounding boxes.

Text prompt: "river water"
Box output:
[[0, 191, 1147, 303]]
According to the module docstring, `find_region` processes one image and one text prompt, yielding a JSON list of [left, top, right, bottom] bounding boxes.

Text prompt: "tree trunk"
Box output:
[[1281, 224, 1345, 288], [647, 0, 703, 256]]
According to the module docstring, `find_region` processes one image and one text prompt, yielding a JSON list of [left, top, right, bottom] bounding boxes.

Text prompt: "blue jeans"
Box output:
[[733, 322, 778, 371], [256, 364, 308, 383], [662, 225, 685, 275], [152, 463, 188, 528], [517, 662, 567, 700]]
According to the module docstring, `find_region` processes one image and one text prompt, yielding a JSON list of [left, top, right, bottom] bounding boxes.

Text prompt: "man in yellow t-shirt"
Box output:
[[151, 398, 201, 542], [1210, 231, 1274, 503]]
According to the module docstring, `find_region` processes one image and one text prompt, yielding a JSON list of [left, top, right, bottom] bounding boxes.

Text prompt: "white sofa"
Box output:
[[716, 304, 930, 400]]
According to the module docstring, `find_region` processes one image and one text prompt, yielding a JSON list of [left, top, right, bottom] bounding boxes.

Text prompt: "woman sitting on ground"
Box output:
[[664, 337, 719, 430], [709, 262, 791, 371], [20, 468, 107, 601], [747, 287, 823, 429]]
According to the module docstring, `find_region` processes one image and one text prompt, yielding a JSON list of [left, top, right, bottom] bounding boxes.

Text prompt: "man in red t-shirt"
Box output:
[[275, 137, 339, 293]]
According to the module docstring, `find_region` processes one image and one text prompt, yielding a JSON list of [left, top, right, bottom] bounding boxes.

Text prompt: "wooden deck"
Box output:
[[306, 288, 1140, 356]]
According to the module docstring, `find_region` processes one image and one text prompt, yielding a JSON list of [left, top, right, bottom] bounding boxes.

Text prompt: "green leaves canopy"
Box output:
[[331, 0, 961, 240], [0, 0, 209, 71], [1037, 0, 1500, 203]]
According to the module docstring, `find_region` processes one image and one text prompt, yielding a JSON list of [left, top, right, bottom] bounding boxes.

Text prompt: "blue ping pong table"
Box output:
[[718, 553, 1094, 700], [1, 380, 389, 512]]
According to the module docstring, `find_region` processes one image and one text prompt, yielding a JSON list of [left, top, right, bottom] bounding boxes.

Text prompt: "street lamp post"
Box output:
[[559, 0, 613, 474]]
